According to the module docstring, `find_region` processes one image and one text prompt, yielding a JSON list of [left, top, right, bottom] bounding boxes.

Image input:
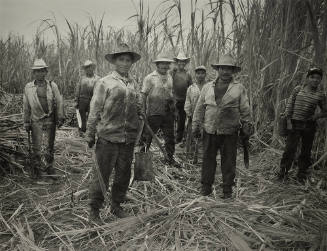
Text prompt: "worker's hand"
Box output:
[[25, 125, 31, 132], [86, 137, 95, 148], [241, 121, 254, 137], [57, 119, 65, 128]]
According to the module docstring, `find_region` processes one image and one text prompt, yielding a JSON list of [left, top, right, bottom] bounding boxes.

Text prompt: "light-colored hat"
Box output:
[[174, 51, 190, 62], [211, 54, 241, 72], [153, 53, 174, 63], [83, 60, 96, 68], [195, 65, 207, 72], [31, 59, 48, 70], [105, 43, 141, 63]]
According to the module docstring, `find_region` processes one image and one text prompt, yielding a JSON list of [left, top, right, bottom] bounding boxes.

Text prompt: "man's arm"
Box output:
[[314, 94, 327, 120], [239, 85, 251, 122], [23, 87, 31, 131], [51, 82, 65, 122], [75, 80, 81, 108], [284, 86, 301, 118], [184, 87, 192, 117], [192, 86, 206, 135]]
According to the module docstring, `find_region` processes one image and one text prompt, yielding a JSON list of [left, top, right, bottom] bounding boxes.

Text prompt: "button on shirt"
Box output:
[[184, 83, 201, 117], [23, 80, 64, 127], [192, 80, 251, 135], [86, 71, 142, 144], [141, 70, 174, 116]]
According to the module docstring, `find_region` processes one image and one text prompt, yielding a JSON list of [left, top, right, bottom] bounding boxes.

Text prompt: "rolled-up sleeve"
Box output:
[[239, 85, 251, 122], [23, 89, 31, 127], [87, 81, 107, 139], [192, 87, 206, 132]]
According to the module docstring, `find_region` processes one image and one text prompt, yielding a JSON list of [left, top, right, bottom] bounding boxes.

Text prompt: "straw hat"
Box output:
[[31, 59, 48, 70], [211, 54, 241, 72], [307, 67, 323, 77], [105, 43, 141, 63], [153, 53, 174, 63], [83, 60, 96, 68], [195, 65, 207, 72], [174, 51, 190, 62]]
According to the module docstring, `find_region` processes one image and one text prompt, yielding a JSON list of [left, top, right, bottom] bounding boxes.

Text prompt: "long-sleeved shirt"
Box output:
[[141, 70, 174, 116], [75, 75, 100, 104], [192, 79, 251, 135], [23, 80, 64, 127], [171, 69, 193, 101], [285, 85, 327, 121], [86, 71, 142, 144], [184, 83, 202, 117]]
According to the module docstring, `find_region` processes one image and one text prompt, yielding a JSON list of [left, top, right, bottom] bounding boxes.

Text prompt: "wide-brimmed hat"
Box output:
[[31, 59, 48, 70], [307, 67, 323, 77], [174, 51, 190, 62], [105, 43, 141, 63], [195, 65, 207, 72], [153, 53, 174, 63], [211, 54, 241, 72], [83, 60, 96, 68]]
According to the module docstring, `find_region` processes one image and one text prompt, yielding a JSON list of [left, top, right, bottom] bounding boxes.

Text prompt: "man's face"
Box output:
[[217, 66, 234, 79], [177, 60, 186, 70], [156, 62, 171, 75], [33, 68, 47, 81], [114, 54, 133, 75], [195, 70, 206, 83], [84, 65, 95, 76], [307, 73, 322, 90]]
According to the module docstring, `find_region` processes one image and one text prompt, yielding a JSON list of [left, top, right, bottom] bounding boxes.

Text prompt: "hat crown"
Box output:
[[31, 58, 48, 69], [218, 54, 236, 66], [153, 52, 174, 63], [83, 60, 95, 67], [113, 43, 131, 54], [175, 51, 190, 61], [195, 65, 207, 71]]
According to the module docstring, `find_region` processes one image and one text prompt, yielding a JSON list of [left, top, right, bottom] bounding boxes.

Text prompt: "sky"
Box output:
[[0, 0, 198, 41]]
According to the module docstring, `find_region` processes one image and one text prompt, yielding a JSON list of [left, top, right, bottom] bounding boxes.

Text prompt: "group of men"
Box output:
[[23, 43, 326, 224]]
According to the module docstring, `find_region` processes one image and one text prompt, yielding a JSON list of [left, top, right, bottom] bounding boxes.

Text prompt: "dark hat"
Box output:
[[307, 67, 323, 77], [105, 43, 141, 63], [211, 54, 241, 72]]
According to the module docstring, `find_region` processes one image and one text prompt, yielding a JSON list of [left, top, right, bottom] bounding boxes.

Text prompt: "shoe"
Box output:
[[200, 186, 212, 196], [220, 193, 232, 199], [122, 194, 133, 203], [111, 203, 129, 218], [89, 208, 102, 225]]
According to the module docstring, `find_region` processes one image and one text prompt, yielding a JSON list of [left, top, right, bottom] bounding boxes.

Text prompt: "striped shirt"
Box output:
[[285, 85, 326, 121]]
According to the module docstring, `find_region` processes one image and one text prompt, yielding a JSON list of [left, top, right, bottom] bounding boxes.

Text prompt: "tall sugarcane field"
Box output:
[[0, 0, 327, 250]]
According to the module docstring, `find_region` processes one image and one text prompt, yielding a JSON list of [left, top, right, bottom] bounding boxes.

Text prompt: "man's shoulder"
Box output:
[[25, 81, 34, 89]]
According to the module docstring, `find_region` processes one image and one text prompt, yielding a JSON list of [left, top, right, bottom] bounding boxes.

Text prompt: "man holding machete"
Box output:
[[86, 43, 143, 222], [192, 54, 253, 199]]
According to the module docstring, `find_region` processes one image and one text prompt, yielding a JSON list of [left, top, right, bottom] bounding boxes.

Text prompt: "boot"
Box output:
[[200, 185, 212, 196], [88, 208, 102, 225], [111, 202, 128, 218]]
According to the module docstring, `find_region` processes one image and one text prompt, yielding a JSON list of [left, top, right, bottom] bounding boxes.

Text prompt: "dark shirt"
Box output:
[[172, 69, 193, 101]]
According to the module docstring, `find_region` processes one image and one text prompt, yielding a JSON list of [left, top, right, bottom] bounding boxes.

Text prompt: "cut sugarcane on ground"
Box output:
[[1, 122, 327, 250]]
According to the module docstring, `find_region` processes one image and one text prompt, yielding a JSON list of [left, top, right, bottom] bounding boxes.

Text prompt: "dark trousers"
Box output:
[[89, 138, 134, 209], [280, 127, 316, 179], [78, 98, 90, 132], [176, 100, 186, 142], [31, 120, 56, 170], [201, 131, 238, 194], [141, 115, 175, 160]]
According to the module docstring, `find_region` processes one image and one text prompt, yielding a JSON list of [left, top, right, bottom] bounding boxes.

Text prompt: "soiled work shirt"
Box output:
[[184, 83, 202, 117], [75, 75, 100, 103], [141, 70, 174, 116], [86, 71, 142, 144], [171, 69, 193, 101], [192, 79, 251, 135]]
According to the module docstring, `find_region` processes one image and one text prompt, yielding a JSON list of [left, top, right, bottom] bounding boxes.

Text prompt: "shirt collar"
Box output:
[[112, 71, 132, 83]]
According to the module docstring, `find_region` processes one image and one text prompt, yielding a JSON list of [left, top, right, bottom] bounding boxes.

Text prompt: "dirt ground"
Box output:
[[0, 127, 327, 250]]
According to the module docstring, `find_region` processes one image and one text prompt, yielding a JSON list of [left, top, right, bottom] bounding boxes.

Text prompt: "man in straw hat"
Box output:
[[278, 67, 327, 183], [23, 59, 64, 179], [86, 43, 143, 222], [172, 51, 193, 145], [192, 54, 252, 199], [140, 53, 180, 167], [75, 60, 100, 136]]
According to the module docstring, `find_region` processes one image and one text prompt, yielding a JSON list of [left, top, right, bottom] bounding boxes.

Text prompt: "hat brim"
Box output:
[[211, 64, 241, 72], [105, 52, 141, 63], [195, 67, 206, 72], [153, 58, 174, 63], [174, 57, 190, 62], [31, 66, 48, 70], [83, 63, 96, 68]]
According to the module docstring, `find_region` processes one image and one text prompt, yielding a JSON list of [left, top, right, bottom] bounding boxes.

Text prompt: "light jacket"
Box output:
[[23, 80, 64, 127], [86, 71, 142, 144], [192, 79, 251, 135], [184, 83, 202, 117]]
